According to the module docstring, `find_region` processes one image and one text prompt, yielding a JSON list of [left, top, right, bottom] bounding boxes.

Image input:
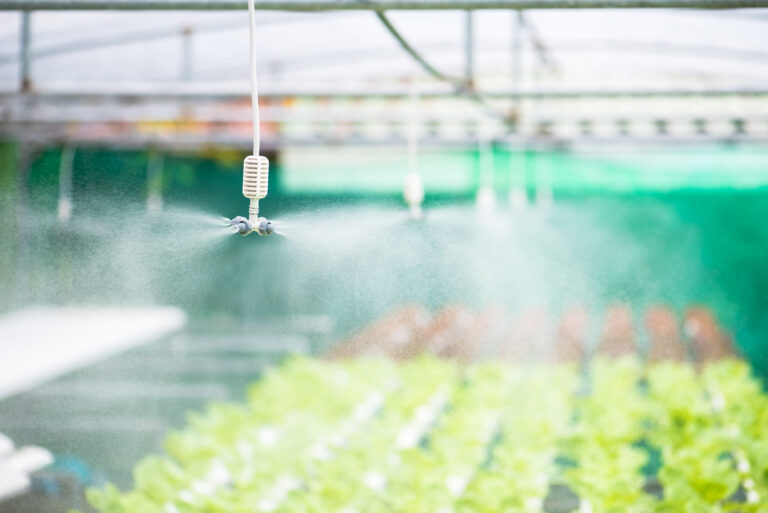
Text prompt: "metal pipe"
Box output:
[[0, 14, 330, 65], [4, 86, 768, 101], [1, 0, 767, 10], [6, 32, 768, 70], [19, 11, 31, 92], [373, 11, 508, 122], [510, 10, 522, 126], [512, 11, 522, 86], [518, 11, 555, 71], [4, 112, 768, 125], [4, 129, 768, 149], [373, 11, 458, 86], [180, 26, 193, 82], [464, 10, 474, 90], [154, 35, 768, 79]]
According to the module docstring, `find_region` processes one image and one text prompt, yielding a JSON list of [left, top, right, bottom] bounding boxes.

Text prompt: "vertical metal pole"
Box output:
[[465, 10, 474, 91], [508, 10, 527, 208], [512, 11, 522, 100], [20, 11, 31, 92], [58, 146, 75, 223], [180, 25, 193, 81], [179, 26, 195, 120]]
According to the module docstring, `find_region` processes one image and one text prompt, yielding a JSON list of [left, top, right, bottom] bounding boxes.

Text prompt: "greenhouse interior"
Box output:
[[2, 0, 768, 511]]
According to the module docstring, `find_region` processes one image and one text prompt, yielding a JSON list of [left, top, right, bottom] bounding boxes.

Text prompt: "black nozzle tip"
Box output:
[[256, 218, 275, 236], [229, 216, 253, 235]]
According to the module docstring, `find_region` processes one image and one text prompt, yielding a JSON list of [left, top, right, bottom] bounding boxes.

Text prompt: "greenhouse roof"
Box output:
[[2, 9, 768, 93]]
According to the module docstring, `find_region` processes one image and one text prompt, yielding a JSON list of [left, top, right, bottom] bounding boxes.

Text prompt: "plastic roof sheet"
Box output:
[[1, 9, 768, 92]]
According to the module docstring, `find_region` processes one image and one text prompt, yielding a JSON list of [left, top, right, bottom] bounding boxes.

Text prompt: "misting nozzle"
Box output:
[[229, 216, 252, 235], [403, 172, 425, 220], [255, 217, 275, 236], [228, 215, 275, 236], [229, 155, 274, 236]]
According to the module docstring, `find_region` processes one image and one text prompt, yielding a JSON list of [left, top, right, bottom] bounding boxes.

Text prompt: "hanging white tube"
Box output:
[[247, 0, 259, 156], [236, 0, 273, 235], [404, 79, 424, 219]]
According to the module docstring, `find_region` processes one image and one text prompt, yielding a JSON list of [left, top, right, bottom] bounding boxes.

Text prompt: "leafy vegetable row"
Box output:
[[86, 357, 768, 513]]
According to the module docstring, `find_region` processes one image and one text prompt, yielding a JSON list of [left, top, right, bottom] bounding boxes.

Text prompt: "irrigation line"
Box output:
[[374, 10, 513, 126], [518, 12, 557, 71], [373, 11, 451, 85], [6, 86, 768, 101]]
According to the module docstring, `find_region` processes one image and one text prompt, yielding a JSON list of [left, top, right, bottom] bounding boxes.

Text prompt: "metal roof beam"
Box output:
[[3, 86, 768, 100], [1, 0, 768, 11]]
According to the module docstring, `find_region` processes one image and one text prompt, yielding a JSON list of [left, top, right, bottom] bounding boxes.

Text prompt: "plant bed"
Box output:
[[84, 357, 768, 513]]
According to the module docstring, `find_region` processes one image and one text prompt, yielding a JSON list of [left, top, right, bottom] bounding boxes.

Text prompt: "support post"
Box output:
[[180, 25, 193, 81], [464, 10, 474, 90], [20, 11, 31, 92]]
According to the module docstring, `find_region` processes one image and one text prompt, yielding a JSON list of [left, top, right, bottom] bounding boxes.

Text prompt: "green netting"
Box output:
[[280, 144, 768, 194]]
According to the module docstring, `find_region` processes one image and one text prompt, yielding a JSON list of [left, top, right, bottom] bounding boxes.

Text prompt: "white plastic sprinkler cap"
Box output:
[[229, 155, 274, 236], [243, 155, 269, 225], [403, 173, 425, 219]]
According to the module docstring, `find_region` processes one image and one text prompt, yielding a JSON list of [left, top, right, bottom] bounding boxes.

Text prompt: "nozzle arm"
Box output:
[[229, 216, 252, 235], [228, 215, 274, 236]]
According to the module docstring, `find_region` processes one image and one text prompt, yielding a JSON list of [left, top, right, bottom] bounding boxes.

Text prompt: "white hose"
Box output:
[[247, 0, 260, 156], [407, 79, 419, 176]]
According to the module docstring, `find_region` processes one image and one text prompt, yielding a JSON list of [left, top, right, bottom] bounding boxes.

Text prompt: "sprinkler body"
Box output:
[[403, 172, 425, 220], [229, 215, 274, 236], [231, 155, 275, 236]]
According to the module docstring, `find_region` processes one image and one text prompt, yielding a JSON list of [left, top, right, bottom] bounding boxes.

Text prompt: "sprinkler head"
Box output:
[[229, 216, 253, 235], [254, 217, 275, 236], [228, 216, 275, 236], [403, 172, 425, 220]]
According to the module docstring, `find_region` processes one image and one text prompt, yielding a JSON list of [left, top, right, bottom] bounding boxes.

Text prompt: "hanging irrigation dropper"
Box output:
[[227, 0, 275, 236], [403, 79, 425, 220], [229, 154, 274, 236]]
